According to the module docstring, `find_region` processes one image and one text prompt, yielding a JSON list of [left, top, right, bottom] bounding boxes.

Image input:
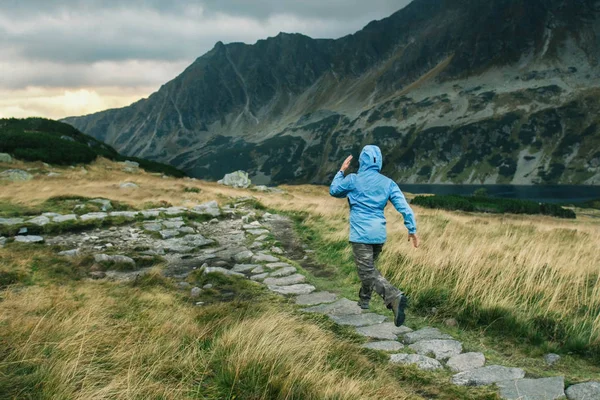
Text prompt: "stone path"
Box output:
[[1, 197, 597, 400]]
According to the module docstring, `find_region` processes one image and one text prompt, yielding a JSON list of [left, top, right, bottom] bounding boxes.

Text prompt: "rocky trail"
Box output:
[[1, 198, 598, 400]]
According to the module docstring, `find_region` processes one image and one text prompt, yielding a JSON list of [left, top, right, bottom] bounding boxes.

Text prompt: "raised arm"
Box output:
[[389, 181, 418, 240], [329, 172, 355, 198]]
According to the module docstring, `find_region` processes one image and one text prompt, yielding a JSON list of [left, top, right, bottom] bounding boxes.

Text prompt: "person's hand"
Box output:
[[340, 155, 353, 172], [408, 233, 419, 248]]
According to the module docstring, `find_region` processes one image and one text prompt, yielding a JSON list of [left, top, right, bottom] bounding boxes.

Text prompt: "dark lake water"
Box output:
[[398, 184, 600, 204]]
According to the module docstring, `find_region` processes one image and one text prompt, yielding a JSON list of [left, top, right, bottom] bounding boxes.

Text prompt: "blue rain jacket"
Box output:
[[329, 145, 416, 244]]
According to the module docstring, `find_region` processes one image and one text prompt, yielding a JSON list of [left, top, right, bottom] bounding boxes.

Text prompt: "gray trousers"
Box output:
[[351, 243, 401, 307]]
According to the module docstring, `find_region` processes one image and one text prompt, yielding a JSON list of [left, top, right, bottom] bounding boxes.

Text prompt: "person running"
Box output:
[[329, 145, 418, 327]]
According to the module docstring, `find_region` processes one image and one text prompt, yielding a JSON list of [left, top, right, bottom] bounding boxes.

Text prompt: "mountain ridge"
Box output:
[[63, 0, 600, 185]]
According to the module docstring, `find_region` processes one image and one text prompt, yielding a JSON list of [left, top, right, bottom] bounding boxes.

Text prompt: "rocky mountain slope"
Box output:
[[64, 0, 600, 185]]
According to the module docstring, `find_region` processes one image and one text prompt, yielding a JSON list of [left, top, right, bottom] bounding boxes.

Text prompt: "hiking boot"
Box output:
[[357, 300, 370, 310], [390, 294, 408, 327]]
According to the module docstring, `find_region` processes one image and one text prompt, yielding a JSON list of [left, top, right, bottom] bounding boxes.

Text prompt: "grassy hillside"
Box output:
[[0, 118, 186, 177], [1, 159, 599, 398]]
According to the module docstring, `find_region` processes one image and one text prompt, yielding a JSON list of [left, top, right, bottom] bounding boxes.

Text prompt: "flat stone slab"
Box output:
[[247, 229, 270, 236], [268, 284, 316, 295], [160, 230, 180, 239], [232, 264, 261, 273], [566, 381, 600, 400], [109, 211, 139, 219], [269, 266, 297, 277], [302, 298, 362, 316], [409, 339, 463, 360], [361, 341, 404, 352], [94, 254, 135, 266], [452, 365, 525, 386], [252, 253, 279, 263], [329, 313, 386, 327], [251, 273, 269, 281], [447, 352, 486, 373], [141, 210, 161, 218], [162, 220, 185, 229], [355, 323, 413, 340], [192, 201, 221, 217], [28, 216, 50, 226], [80, 212, 108, 221], [53, 214, 77, 223], [233, 250, 254, 262], [263, 274, 305, 286], [203, 267, 245, 277], [266, 262, 293, 269], [295, 291, 337, 306], [0, 217, 24, 225], [498, 377, 565, 400], [389, 353, 443, 371], [14, 235, 44, 243], [403, 327, 453, 344]]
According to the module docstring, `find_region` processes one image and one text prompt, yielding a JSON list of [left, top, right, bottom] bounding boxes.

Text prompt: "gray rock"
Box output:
[[120, 182, 139, 189], [269, 266, 297, 277], [209, 218, 219, 224], [251, 273, 269, 281], [203, 284, 213, 289], [53, 214, 77, 223], [42, 212, 62, 218], [268, 284, 316, 295], [178, 227, 195, 234], [270, 246, 284, 255], [403, 327, 453, 344], [0, 169, 33, 181], [144, 222, 163, 232], [109, 211, 139, 219], [445, 318, 459, 327], [243, 221, 262, 229], [265, 262, 292, 269], [164, 207, 187, 216], [498, 377, 565, 400], [249, 241, 265, 250], [94, 254, 135, 266], [0, 153, 13, 163], [162, 220, 185, 229], [329, 313, 386, 327], [303, 298, 362, 316], [252, 253, 279, 263], [409, 339, 463, 361], [181, 234, 213, 247], [389, 354, 443, 371], [361, 341, 405, 352], [190, 287, 202, 298], [544, 353, 561, 366], [124, 160, 140, 168], [192, 201, 221, 217], [255, 234, 268, 241], [203, 267, 245, 277], [247, 229, 270, 236], [80, 212, 108, 221], [295, 291, 337, 306], [452, 365, 526, 386], [160, 230, 179, 239], [14, 235, 44, 243], [178, 282, 191, 290], [59, 249, 80, 257], [90, 271, 106, 279], [566, 381, 600, 400], [233, 250, 254, 262], [27, 216, 51, 226], [446, 352, 486, 373], [18, 227, 28, 234], [355, 323, 413, 340], [89, 199, 113, 211], [0, 217, 24, 226], [141, 210, 161, 218], [0, 236, 6, 247], [219, 171, 251, 188], [232, 264, 261, 273], [251, 266, 265, 274], [263, 274, 305, 286]]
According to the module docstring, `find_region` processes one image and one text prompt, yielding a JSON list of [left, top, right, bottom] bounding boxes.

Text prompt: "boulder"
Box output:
[[389, 354, 443, 371], [192, 201, 221, 217], [295, 291, 337, 306], [0, 153, 13, 163], [27, 216, 51, 226], [403, 327, 453, 344], [14, 235, 44, 244], [1, 169, 33, 181], [408, 339, 463, 360], [219, 171, 251, 188], [268, 284, 316, 295], [190, 287, 202, 298], [544, 353, 561, 366], [452, 365, 525, 386], [446, 352, 486, 373], [497, 377, 565, 400], [361, 341, 404, 352], [355, 323, 412, 340], [566, 381, 600, 400]]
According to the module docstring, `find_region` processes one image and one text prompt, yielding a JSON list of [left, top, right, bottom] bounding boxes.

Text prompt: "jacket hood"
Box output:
[[358, 145, 383, 173]]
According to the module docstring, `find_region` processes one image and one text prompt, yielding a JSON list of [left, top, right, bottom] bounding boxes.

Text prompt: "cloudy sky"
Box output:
[[1, 0, 411, 120]]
